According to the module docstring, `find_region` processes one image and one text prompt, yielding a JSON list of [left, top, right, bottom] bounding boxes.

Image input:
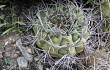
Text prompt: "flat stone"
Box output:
[[17, 57, 28, 68], [5, 46, 13, 51]]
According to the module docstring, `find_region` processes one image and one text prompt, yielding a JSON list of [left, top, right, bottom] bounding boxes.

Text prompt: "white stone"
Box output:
[[17, 57, 28, 68]]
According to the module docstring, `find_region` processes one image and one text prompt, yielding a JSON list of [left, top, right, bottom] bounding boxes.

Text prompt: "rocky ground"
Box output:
[[0, 33, 110, 70], [0, 34, 40, 70]]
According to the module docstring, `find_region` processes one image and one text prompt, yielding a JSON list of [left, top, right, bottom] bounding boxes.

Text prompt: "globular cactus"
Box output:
[[33, 1, 89, 58]]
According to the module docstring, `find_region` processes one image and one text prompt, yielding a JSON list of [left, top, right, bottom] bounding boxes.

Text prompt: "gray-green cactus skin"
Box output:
[[101, 2, 110, 32], [33, 2, 89, 58], [95, 1, 110, 32]]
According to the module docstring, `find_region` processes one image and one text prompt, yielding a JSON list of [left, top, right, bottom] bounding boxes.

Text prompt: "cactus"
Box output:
[[101, 1, 110, 18], [101, 1, 110, 32], [95, 1, 110, 32], [33, 1, 89, 58]]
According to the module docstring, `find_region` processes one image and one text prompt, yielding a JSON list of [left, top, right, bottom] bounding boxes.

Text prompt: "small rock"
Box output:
[[16, 50, 20, 54], [34, 57, 39, 62], [17, 57, 28, 68], [37, 63, 44, 70], [26, 47, 32, 54], [9, 37, 13, 41], [4, 52, 11, 57], [5, 46, 13, 51], [0, 51, 3, 58], [7, 62, 17, 70], [11, 53, 18, 58], [46, 68, 50, 70], [5, 41, 9, 46], [9, 36, 17, 43], [13, 44, 16, 47]]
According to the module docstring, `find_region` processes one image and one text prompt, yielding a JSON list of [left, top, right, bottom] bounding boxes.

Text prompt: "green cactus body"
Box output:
[[33, 2, 89, 58], [75, 45, 84, 54], [33, 23, 40, 34], [69, 47, 76, 55], [94, 1, 110, 32], [103, 26, 110, 32], [42, 41, 67, 57], [60, 35, 73, 46], [101, 2, 110, 18], [101, 2, 110, 32], [72, 33, 80, 42], [43, 42, 60, 57], [51, 36, 62, 46], [36, 40, 46, 49], [75, 38, 84, 54], [58, 47, 68, 55], [102, 20, 110, 32], [95, 2, 110, 18], [82, 26, 90, 42]]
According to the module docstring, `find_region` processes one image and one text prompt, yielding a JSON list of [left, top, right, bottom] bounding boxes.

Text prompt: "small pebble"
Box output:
[[11, 53, 18, 58], [9, 37, 12, 41], [34, 57, 39, 62], [5, 41, 9, 46], [4, 52, 11, 57], [5, 46, 13, 51], [17, 57, 28, 68], [0, 51, 3, 58], [27, 47, 32, 54], [13, 44, 16, 47]]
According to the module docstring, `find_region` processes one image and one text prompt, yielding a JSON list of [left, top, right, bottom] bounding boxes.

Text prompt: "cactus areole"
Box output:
[[33, 2, 89, 58]]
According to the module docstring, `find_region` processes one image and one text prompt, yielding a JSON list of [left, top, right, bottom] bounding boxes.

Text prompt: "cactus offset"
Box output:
[[95, 1, 110, 32]]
